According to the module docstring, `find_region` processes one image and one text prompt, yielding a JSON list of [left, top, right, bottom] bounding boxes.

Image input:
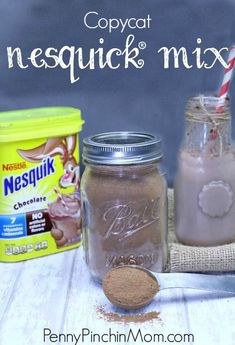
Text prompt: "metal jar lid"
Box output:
[[82, 132, 163, 165]]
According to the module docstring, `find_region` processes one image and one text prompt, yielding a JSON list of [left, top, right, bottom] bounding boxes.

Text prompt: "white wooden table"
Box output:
[[0, 248, 234, 345]]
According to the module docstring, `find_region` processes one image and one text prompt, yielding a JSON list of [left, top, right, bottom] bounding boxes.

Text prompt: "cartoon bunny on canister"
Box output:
[[18, 135, 80, 191]]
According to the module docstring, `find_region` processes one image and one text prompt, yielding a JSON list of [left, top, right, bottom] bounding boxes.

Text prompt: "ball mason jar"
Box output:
[[81, 132, 168, 282], [175, 96, 235, 246]]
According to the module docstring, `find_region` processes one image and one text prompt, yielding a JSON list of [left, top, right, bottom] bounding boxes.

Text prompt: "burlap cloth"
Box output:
[[168, 189, 235, 272]]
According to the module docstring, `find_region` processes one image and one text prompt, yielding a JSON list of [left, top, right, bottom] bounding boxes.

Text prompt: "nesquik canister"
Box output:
[[0, 107, 84, 261]]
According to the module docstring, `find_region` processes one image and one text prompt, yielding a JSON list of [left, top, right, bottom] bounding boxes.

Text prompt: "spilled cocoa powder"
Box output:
[[103, 266, 160, 310], [96, 305, 161, 324]]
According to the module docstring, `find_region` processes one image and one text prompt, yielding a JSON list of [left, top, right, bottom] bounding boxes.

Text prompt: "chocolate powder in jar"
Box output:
[[103, 266, 160, 310], [82, 164, 167, 281]]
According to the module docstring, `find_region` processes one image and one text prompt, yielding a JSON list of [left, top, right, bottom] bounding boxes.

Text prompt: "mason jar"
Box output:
[[81, 132, 167, 282], [175, 96, 235, 246]]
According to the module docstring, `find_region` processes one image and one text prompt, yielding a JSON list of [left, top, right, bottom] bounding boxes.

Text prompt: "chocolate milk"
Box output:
[[175, 96, 235, 246], [48, 194, 81, 247], [175, 151, 235, 245]]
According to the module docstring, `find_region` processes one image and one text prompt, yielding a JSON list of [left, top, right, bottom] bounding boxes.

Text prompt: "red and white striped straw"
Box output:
[[217, 45, 235, 110], [53, 186, 68, 209]]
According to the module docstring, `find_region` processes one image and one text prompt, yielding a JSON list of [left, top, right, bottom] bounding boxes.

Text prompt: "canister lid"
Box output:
[[0, 107, 84, 142], [83, 132, 163, 165]]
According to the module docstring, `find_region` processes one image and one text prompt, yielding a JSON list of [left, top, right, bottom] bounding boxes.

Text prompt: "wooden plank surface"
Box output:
[[0, 248, 234, 345]]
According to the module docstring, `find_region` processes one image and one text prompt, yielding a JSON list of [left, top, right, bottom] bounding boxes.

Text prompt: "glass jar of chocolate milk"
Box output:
[[81, 132, 167, 282], [175, 96, 235, 246]]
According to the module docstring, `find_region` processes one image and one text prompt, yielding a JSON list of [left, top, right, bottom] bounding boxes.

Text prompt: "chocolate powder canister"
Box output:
[[0, 107, 84, 261], [81, 132, 168, 282]]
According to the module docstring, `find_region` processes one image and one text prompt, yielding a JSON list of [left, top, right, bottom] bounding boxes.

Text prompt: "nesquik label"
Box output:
[[0, 134, 82, 261]]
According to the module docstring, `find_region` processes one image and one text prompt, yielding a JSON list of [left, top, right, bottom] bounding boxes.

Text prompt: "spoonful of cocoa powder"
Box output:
[[103, 266, 235, 310], [102, 266, 160, 310]]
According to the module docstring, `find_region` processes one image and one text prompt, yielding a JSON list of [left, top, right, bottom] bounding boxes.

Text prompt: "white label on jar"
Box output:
[[198, 180, 233, 217]]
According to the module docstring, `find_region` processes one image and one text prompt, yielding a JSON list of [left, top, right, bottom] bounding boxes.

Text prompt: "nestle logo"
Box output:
[[2, 162, 27, 171], [3, 157, 55, 196]]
